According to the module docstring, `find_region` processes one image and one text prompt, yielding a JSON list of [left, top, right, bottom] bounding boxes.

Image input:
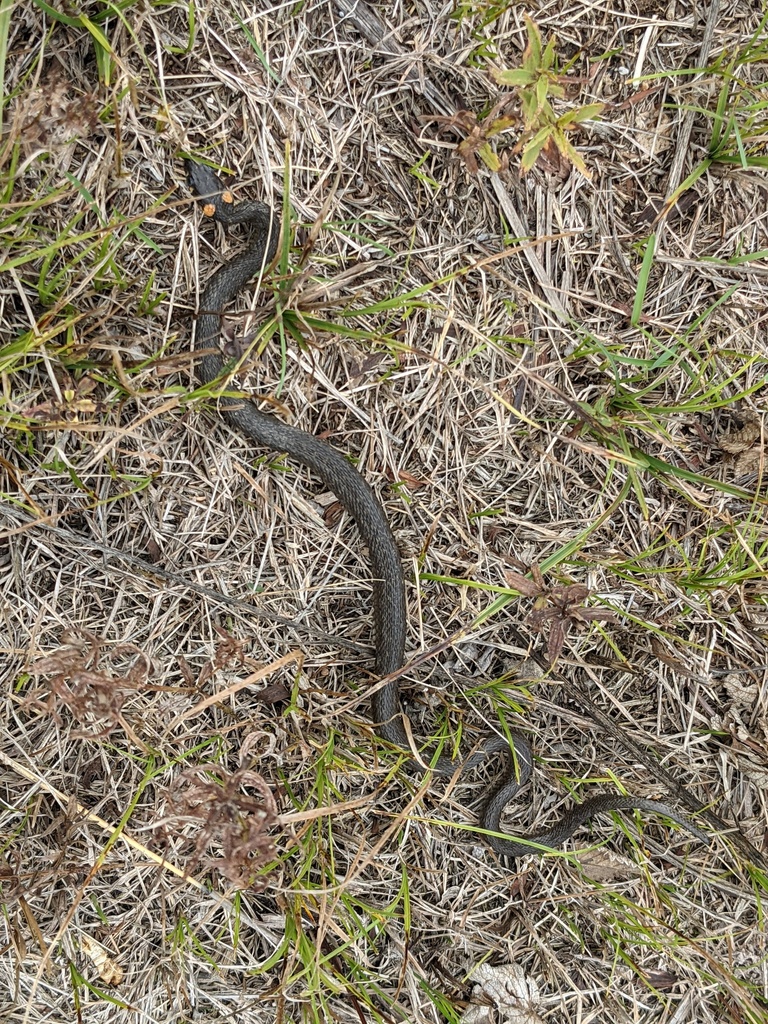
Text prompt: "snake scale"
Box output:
[[185, 159, 707, 859]]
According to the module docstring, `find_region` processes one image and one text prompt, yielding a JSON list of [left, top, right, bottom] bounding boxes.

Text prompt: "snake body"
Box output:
[[186, 160, 707, 858]]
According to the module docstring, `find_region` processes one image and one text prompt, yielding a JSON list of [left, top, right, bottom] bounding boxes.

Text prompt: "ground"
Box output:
[[1, 0, 767, 1022]]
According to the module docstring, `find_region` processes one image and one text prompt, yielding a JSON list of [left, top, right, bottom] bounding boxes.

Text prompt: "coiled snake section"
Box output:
[[186, 159, 707, 859]]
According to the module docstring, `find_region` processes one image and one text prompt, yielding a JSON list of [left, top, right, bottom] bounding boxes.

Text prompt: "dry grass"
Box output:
[[1, 0, 767, 1021]]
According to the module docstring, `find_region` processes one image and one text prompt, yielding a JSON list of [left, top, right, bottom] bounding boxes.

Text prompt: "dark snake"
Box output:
[[185, 160, 708, 859]]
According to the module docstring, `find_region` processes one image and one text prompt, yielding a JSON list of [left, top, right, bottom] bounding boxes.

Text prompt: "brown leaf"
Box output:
[[395, 469, 428, 490], [503, 570, 545, 598]]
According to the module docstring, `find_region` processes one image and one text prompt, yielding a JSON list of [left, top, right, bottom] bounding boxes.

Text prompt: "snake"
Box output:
[[185, 159, 708, 859]]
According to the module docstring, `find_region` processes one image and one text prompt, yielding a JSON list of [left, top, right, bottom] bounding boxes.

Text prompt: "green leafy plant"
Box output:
[[493, 16, 604, 176], [429, 16, 603, 176]]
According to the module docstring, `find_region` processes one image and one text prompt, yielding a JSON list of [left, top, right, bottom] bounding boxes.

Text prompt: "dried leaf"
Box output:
[[463, 961, 543, 1024], [80, 935, 124, 987]]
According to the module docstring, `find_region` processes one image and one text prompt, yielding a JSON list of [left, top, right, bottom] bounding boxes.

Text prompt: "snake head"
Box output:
[[185, 159, 277, 237], [185, 159, 225, 197], [185, 159, 238, 223]]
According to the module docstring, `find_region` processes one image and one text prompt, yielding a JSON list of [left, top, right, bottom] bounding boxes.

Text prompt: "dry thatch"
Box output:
[[1, 0, 767, 1021]]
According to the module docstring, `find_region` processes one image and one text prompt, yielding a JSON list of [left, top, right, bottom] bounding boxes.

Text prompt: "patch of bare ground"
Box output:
[[1, 0, 767, 1021]]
